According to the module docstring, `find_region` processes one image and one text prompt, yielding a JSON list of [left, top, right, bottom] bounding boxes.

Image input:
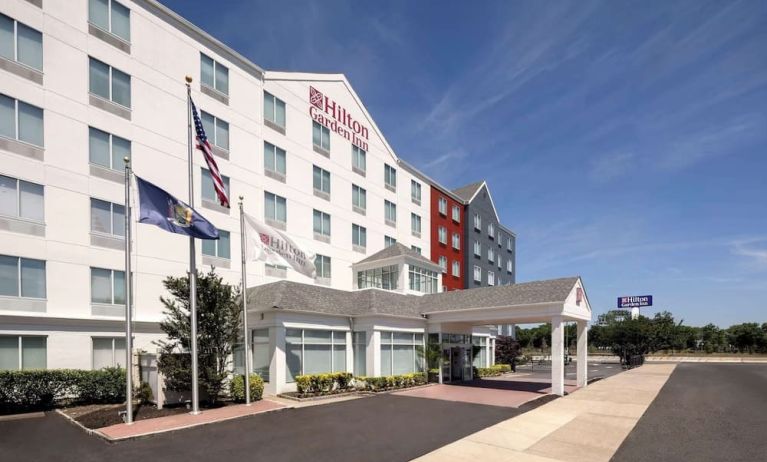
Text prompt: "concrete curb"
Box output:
[[0, 411, 46, 422]]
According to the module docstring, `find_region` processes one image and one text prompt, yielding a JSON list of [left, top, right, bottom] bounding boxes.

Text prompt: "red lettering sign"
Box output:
[[309, 86, 369, 151]]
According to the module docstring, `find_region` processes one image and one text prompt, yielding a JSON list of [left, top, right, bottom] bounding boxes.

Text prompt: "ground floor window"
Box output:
[[286, 329, 347, 383], [0, 335, 46, 370], [353, 331, 366, 376], [472, 336, 488, 368], [234, 328, 271, 382], [92, 337, 126, 369], [380, 331, 424, 376]]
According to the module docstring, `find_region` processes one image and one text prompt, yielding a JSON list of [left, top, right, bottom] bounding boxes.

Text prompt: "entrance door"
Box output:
[[441, 348, 451, 383], [451, 347, 463, 381]]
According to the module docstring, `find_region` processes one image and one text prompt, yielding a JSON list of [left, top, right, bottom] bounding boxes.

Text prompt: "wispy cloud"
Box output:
[[731, 237, 767, 267], [589, 152, 636, 182]]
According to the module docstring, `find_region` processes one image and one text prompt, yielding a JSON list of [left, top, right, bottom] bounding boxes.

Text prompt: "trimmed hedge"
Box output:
[[355, 372, 427, 392], [476, 364, 512, 377], [0, 368, 125, 413], [229, 374, 265, 402], [295, 372, 354, 395]]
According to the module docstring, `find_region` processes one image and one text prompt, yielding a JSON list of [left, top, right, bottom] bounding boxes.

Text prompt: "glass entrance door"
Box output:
[[451, 347, 463, 381], [441, 347, 451, 383]]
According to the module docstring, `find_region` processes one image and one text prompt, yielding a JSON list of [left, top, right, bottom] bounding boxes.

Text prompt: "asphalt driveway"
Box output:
[[0, 393, 519, 462]]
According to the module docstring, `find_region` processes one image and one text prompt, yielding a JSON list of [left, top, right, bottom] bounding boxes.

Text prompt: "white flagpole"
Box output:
[[185, 76, 200, 415], [124, 157, 134, 424], [239, 196, 251, 405]]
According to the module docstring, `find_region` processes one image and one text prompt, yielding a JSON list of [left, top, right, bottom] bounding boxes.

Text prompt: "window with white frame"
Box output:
[[313, 166, 330, 195], [452, 261, 460, 277], [488, 222, 495, 237], [411, 213, 421, 236], [264, 191, 287, 224], [472, 336, 488, 368], [474, 213, 481, 230], [202, 169, 230, 204], [452, 205, 460, 222], [202, 229, 230, 259], [264, 141, 287, 177], [0, 13, 43, 70], [411, 180, 421, 204], [314, 254, 331, 279], [200, 52, 228, 95], [352, 184, 366, 212], [89, 57, 130, 108], [90, 267, 125, 304], [285, 329, 346, 383], [473, 240, 481, 257], [438, 226, 447, 244], [452, 233, 460, 250], [0, 255, 46, 299], [488, 271, 495, 286], [498, 256, 502, 269], [384, 164, 397, 191], [352, 224, 366, 249], [438, 256, 447, 273], [411, 245, 421, 254], [263, 91, 286, 129], [92, 337, 126, 370], [233, 328, 270, 381], [488, 248, 495, 263], [0, 175, 44, 222], [89, 127, 130, 171], [352, 145, 366, 174], [384, 200, 396, 225], [90, 198, 124, 237], [473, 265, 481, 282], [507, 258, 513, 273], [507, 237, 513, 251], [353, 332, 366, 376], [0, 94, 44, 147], [313, 210, 331, 238], [357, 265, 398, 290], [312, 121, 330, 152], [438, 197, 447, 215], [408, 265, 438, 294], [201, 111, 229, 151], [88, 0, 130, 42], [380, 332, 424, 376], [384, 235, 396, 247], [0, 335, 46, 370]]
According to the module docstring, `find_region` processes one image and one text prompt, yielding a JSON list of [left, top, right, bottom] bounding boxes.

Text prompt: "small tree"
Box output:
[[495, 335, 521, 365], [155, 268, 242, 405]]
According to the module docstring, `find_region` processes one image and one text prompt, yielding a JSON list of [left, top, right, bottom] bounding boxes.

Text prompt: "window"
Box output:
[[263, 91, 286, 129], [89, 57, 130, 108], [438, 256, 447, 273], [0, 255, 46, 299], [452, 233, 460, 250], [0, 94, 44, 146], [488, 248, 495, 263], [313, 166, 331, 195], [357, 265, 398, 290], [285, 329, 346, 383], [380, 332, 424, 376], [0, 336, 46, 370], [353, 332, 366, 376], [384, 235, 396, 247], [411, 213, 421, 236], [352, 184, 366, 213], [473, 240, 481, 257], [437, 226, 447, 244], [507, 259, 513, 273], [384, 164, 397, 191], [473, 213, 481, 230], [498, 256, 502, 270], [88, 0, 130, 42], [451, 261, 460, 277], [264, 191, 287, 224], [411, 245, 421, 254], [313, 210, 331, 238], [0, 14, 43, 70], [352, 145, 366, 174], [92, 337, 126, 370], [438, 197, 447, 215], [314, 254, 331, 279], [408, 265, 438, 294], [89, 127, 129, 171], [90, 267, 125, 304], [234, 328, 271, 380], [200, 53, 228, 95], [411, 180, 421, 204], [496, 230, 502, 244], [263, 141, 287, 177], [312, 121, 330, 152], [451, 205, 460, 222], [0, 175, 44, 222], [202, 169, 230, 205], [488, 222, 495, 238], [202, 230, 231, 259], [472, 336, 488, 368], [201, 111, 229, 151], [384, 200, 396, 225], [352, 224, 366, 249], [473, 265, 481, 282], [90, 198, 125, 237], [488, 271, 495, 286], [507, 237, 513, 251]]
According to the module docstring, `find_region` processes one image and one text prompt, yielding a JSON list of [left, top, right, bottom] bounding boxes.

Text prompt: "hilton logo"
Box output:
[[308, 86, 369, 151]]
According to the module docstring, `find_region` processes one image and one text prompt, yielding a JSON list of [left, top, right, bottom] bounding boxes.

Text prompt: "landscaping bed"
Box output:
[[281, 372, 429, 400], [63, 401, 235, 429]]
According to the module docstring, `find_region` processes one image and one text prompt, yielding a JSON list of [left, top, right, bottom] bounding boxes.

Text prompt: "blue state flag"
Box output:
[[136, 176, 219, 240]]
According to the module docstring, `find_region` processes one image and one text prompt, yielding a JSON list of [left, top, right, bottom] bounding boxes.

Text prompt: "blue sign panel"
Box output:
[[618, 295, 653, 308]]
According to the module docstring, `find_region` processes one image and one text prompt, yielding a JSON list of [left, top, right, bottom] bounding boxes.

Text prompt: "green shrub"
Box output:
[[135, 381, 154, 403], [229, 374, 265, 402], [295, 375, 312, 394], [333, 372, 353, 390], [413, 372, 427, 385]]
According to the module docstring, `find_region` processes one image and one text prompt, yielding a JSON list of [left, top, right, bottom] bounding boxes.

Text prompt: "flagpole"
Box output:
[[124, 157, 134, 424], [238, 197, 251, 405], [185, 76, 200, 415]]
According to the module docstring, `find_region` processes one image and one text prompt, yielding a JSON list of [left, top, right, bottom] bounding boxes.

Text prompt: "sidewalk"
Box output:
[[96, 399, 285, 441], [413, 363, 677, 462]]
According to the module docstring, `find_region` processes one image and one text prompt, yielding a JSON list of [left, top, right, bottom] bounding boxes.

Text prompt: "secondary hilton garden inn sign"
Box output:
[[618, 295, 653, 308], [310, 86, 370, 151]]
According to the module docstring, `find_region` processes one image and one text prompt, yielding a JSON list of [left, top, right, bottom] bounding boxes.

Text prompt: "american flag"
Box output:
[[191, 99, 230, 208]]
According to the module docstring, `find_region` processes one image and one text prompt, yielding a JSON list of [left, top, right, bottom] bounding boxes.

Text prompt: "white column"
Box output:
[[576, 320, 588, 387], [551, 316, 565, 396], [269, 326, 286, 395], [346, 331, 354, 373], [367, 329, 380, 377]]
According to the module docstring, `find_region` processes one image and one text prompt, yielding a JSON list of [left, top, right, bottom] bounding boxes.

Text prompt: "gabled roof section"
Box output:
[[453, 181, 485, 202], [355, 243, 434, 267], [264, 71, 399, 163]]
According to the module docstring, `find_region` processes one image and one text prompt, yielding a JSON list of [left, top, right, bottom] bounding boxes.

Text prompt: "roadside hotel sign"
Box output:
[[309, 86, 370, 151], [618, 295, 653, 308]]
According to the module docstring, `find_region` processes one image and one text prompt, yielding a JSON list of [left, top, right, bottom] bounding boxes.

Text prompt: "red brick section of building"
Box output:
[[430, 185, 465, 291]]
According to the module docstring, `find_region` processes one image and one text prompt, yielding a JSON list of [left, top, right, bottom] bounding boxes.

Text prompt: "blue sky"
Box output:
[[161, 0, 767, 327]]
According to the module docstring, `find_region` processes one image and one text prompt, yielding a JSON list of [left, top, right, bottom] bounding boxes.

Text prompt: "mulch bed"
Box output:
[[65, 401, 233, 429]]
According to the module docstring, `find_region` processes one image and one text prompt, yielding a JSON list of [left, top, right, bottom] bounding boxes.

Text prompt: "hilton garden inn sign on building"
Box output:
[[0, 0, 591, 395]]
